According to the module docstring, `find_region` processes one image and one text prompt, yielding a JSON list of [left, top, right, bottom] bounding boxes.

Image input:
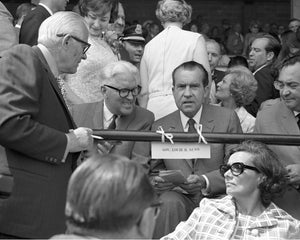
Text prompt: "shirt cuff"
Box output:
[[62, 133, 71, 163], [201, 174, 210, 196]]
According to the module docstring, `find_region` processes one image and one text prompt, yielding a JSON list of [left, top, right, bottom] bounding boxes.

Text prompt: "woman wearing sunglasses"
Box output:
[[162, 141, 300, 239]]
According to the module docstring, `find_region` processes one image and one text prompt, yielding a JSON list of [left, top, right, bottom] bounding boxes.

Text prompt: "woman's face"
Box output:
[[224, 151, 261, 199], [215, 75, 232, 101], [85, 9, 111, 37]]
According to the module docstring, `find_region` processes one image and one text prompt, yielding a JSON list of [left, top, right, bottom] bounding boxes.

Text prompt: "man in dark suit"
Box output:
[[255, 55, 300, 220], [71, 60, 155, 169], [246, 34, 281, 116], [150, 61, 242, 238], [19, 0, 68, 46], [206, 39, 225, 104], [0, 12, 93, 238]]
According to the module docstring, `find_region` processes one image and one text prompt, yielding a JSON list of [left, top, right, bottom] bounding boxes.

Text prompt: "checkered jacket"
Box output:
[[161, 195, 300, 240]]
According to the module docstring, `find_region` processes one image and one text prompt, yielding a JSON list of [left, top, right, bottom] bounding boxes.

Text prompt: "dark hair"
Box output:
[[172, 61, 209, 87], [279, 54, 300, 71], [225, 141, 288, 207], [228, 56, 249, 69], [254, 34, 281, 61], [78, 0, 113, 17]]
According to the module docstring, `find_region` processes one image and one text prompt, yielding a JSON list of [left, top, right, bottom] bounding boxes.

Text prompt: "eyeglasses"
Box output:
[[104, 84, 141, 98], [219, 162, 260, 177], [274, 80, 300, 91], [57, 33, 91, 54]]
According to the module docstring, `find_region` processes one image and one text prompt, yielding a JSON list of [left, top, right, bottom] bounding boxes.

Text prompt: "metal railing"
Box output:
[[92, 130, 300, 146]]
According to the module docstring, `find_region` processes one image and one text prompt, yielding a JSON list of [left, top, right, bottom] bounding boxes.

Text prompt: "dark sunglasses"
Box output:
[[57, 33, 91, 54], [219, 162, 260, 177], [104, 84, 141, 98]]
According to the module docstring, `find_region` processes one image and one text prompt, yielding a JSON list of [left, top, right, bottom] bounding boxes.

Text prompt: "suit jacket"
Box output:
[[151, 104, 242, 196], [213, 69, 225, 85], [255, 101, 300, 220], [245, 65, 279, 117], [0, 44, 79, 238], [0, 2, 18, 53], [71, 101, 154, 168], [19, 5, 50, 46]]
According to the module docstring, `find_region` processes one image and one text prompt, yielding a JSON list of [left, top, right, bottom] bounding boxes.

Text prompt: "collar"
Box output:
[[294, 111, 300, 117], [216, 196, 287, 229], [180, 106, 203, 132], [103, 101, 115, 122], [39, 3, 53, 15], [253, 63, 268, 75], [37, 44, 59, 78]]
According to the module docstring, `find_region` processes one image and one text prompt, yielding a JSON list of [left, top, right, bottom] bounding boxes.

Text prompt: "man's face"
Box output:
[[102, 72, 137, 116], [278, 62, 300, 112], [172, 67, 208, 118], [206, 42, 221, 71], [112, 3, 125, 35], [61, 28, 89, 74], [123, 41, 144, 64], [289, 20, 300, 33], [248, 38, 269, 70]]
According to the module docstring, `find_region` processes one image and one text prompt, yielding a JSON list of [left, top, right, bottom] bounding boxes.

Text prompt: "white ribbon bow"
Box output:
[[156, 126, 174, 144], [195, 123, 208, 144]]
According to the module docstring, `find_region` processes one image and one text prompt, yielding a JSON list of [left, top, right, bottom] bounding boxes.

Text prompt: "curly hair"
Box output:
[[225, 140, 288, 207], [155, 0, 192, 26], [225, 66, 257, 107]]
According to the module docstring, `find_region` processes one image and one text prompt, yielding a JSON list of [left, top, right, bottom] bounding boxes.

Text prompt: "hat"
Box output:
[[120, 24, 145, 43]]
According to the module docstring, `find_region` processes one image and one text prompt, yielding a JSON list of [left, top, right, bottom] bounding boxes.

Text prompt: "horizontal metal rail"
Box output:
[[92, 130, 300, 146]]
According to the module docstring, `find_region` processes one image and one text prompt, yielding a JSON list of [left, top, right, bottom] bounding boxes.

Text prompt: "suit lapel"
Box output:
[[167, 110, 184, 132], [193, 104, 215, 168], [279, 102, 299, 135], [200, 104, 215, 132], [33, 46, 76, 128], [92, 101, 104, 129]]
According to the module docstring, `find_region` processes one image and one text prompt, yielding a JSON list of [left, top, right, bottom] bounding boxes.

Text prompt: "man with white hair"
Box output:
[[0, 12, 93, 238], [71, 61, 154, 169]]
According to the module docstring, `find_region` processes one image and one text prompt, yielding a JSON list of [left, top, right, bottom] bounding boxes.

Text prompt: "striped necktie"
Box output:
[[107, 115, 117, 129]]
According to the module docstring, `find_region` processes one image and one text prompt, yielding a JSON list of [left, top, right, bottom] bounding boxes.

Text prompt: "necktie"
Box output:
[[187, 118, 197, 133], [297, 113, 300, 129], [107, 115, 117, 129], [187, 118, 197, 169]]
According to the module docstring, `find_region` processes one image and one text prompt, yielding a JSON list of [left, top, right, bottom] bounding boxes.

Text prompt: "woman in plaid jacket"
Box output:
[[162, 141, 300, 240]]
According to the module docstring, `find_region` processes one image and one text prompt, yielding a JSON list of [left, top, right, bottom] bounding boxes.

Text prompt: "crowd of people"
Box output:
[[0, 0, 300, 239]]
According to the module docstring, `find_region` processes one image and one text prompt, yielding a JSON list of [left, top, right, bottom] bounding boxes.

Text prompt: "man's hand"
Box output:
[[151, 176, 175, 194], [286, 164, 300, 184], [179, 174, 206, 195], [67, 127, 93, 153]]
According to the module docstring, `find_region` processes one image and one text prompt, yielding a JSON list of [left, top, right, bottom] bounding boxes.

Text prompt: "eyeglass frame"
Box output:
[[56, 33, 91, 55], [219, 162, 260, 177], [104, 84, 142, 98]]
